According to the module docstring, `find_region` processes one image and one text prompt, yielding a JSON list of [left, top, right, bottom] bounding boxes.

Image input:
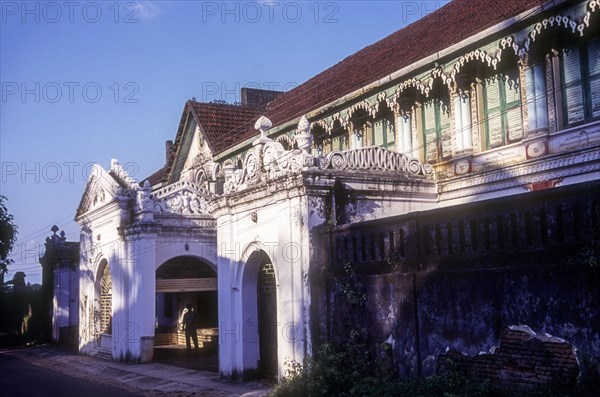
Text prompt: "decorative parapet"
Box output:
[[151, 180, 214, 215], [224, 116, 434, 194], [317, 147, 434, 177]]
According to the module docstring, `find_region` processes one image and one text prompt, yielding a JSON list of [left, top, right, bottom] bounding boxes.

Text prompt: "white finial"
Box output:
[[254, 116, 272, 139], [295, 115, 312, 153], [297, 115, 310, 134]]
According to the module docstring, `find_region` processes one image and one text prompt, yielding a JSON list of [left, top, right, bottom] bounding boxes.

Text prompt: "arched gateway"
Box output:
[[154, 256, 218, 352]]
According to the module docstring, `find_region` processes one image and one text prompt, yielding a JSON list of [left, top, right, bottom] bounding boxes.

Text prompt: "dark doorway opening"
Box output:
[[154, 256, 218, 372], [258, 262, 278, 379]]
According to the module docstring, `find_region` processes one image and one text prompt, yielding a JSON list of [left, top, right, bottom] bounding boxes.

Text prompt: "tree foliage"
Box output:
[[0, 195, 18, 274]]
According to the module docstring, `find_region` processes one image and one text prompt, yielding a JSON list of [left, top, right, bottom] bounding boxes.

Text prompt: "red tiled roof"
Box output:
[[189, 101, 264, 154], [144, 166, 167, 186], [262, 0, 548, 128], [171, 0, 549, 163]]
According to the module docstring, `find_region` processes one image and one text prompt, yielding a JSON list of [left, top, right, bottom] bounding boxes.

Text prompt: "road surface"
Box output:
[[0, 353, 145, 397]]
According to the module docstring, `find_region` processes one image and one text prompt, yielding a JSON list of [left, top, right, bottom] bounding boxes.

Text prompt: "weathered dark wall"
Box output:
[[438, 327, 580, 390], [311, 181, 600, 385], [359, 264, 599, 377]]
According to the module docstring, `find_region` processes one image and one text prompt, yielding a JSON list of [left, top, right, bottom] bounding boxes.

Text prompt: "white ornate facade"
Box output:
[[72, 0, 599, 380]]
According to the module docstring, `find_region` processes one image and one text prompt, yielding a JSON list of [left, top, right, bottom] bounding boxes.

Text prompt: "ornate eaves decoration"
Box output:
[[109, 159, 137, 190], [224, 115, 434, 194], [317, 1, 597, 120]]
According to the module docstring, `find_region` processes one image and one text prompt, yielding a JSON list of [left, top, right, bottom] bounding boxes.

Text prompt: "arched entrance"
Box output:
[[154, 256, 218, 371], [95, 259, 112, 351], [241, 248, 279, 380], [99, 263, 112, 334], [257, 261, 278, 379]]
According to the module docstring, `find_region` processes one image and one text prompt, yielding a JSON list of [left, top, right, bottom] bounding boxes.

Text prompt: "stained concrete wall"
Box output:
[[312, 181, 600, 382]]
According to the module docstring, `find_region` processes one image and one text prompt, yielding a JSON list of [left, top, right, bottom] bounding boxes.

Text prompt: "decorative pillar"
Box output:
[[461, 93, 472, 150], [525, 66, 538, 132], [525, 62, 549, 135], [533, 63, 549, 131], [397, 111, 412, 156], [253, 115, 273, 180], [295, 115, 315, 169], [470, 83, 481, 153]]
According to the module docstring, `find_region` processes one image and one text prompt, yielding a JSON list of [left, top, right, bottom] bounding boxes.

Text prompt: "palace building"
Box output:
[[46, 0, 600, 382]]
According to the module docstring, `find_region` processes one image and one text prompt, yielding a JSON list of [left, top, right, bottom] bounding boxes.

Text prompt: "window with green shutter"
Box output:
[[372, 117, 395, 149], [398, 113, 412, 155], [483, 73, 523, 149], [560, 37, 600, 128], [422, 100, 450, 162], [332, 134, 349, 151]]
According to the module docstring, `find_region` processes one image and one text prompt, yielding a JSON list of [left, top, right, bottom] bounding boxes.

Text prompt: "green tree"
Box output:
[[0, 195, 18, 275]]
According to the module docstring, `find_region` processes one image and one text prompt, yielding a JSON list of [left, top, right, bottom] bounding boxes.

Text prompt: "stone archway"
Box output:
[[99, 263, 112, 334], [154, 256, 218, 370], [241, 248, 279, 380], [95, 259, 112, 351]]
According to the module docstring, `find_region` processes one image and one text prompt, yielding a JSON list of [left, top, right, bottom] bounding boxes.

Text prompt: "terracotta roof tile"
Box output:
[[262, 0, 548, 128], [144, 166, 167, 186], [177, 0, 549, 158], [189, 101, 264, 154]]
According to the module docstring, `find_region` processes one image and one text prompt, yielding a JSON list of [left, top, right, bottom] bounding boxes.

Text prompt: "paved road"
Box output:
[[0, 354, 145, 397]]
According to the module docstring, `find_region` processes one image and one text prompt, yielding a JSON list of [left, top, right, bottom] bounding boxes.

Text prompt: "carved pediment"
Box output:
[[151, 180, 214, 215], [76, 164, 122, 219]]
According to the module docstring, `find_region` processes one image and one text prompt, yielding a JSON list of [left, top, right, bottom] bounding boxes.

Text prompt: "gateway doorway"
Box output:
[[154, 256, 218, 371]]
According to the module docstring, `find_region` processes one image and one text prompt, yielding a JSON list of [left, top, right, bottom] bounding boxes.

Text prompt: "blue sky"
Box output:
[[0, 0, 447, 284]]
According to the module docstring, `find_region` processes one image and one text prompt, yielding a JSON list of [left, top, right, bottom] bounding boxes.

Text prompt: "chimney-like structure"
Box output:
[[241, 87, 284, 107]]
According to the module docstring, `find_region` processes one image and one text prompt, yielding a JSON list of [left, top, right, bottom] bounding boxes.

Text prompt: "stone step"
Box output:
[[93, 349, 112, 360]]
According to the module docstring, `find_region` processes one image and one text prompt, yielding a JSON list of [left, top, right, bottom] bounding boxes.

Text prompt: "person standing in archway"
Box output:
[[182, 303, 199, 350]]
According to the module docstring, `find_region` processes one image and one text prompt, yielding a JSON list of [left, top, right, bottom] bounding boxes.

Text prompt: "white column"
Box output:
[[397, 114, 412, 155], [454, 95, 464, 152], [525, 67, 538, 132], [460, 94, 472, 149], [135, 233, 157, 362], [534, 63, 548, 130]]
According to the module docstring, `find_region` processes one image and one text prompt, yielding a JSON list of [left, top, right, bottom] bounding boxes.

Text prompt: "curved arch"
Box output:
[[156, 255, 217, 278], [346, 106, 371, 133], [235, 241, 280, 289], [524, 17, 584, 62], [374, 94, 395, 119], [347, 100, 375, 121], [95, 258, 112, 336], [452, 37, 515, 79], [155, 253, 217, 273], [275, 134, 294, 151], [311, 123, 329, 154], [395, 77, 431, 99], [194, 169, 207, 187], [237, 244, 279, 378], [524, 7, 600, 63], [311, 119, 331, 134]]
